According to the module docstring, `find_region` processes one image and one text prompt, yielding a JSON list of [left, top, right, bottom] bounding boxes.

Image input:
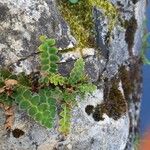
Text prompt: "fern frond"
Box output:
[[14, 86, 56, 128], [77, 83, 97, 95], [62, 90, 76, 106], [68, 58, 85, 85], [59, 104, 71, 134], [49, 74, 66, 86], [38, 37, 59, 76]]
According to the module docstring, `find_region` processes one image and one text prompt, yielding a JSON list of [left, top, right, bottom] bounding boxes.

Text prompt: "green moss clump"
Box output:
[[58, 0, 94, 49]]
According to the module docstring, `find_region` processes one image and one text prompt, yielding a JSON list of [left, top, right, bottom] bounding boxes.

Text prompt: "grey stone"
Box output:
[[0, 0, 76, 71]]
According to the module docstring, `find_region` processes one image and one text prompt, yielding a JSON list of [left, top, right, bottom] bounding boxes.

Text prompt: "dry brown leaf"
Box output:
[[0, 87, 5, 94], [5, 79, 18, 87], [4, 106, 14, 130]]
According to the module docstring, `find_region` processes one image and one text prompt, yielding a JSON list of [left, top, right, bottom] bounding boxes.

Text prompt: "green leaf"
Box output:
[[13, 86, 56, 129], [31, 95, 40, 105], [38, 43, 48, 51], [38, 36, 59, 80], [49, 74, 66, 86], [69, 58, 85, 85], [19, 100, 30, 110], [28, 106, 38, 116], [77, 83, 97, 95], [49, 55, 59, 62], [38, 103, 49, 112], [39, 35, 47, 42], [48, 47, 58, 54], [59, 104, 71, 134], [46, 39, 56, 47]]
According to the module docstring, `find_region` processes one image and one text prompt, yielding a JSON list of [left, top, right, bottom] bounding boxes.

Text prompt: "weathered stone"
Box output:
[[0, 0, 76, 69]]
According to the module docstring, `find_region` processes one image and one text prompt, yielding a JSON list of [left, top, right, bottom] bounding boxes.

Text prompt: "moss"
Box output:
[[58, 0, 94, 49], [92, 78, 127, 121], [119, 66, 132, 100], [58, 0, 118, 50], [125, 16, 137, 55]]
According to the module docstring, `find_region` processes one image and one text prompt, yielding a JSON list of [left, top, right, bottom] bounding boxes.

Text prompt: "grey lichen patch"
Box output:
[[0, 0, 76, 72]]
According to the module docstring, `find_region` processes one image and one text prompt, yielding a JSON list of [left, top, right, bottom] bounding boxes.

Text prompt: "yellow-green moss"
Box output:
[[89, 0, 118, 31], [58, 0, 94, 49], [58, 0, 118, 50]]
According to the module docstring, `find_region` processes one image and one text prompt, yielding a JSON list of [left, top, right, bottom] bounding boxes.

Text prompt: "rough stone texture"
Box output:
[[0, 0, 145, 150]]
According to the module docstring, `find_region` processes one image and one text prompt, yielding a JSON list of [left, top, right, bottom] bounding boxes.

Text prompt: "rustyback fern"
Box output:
[[14, 86, 56, 128], [38, 35, 59, 75], [59, 104, 71, 134], [0, 36, 97, 134], [49, 74, 66, 86], [69, 58, 85, 85]]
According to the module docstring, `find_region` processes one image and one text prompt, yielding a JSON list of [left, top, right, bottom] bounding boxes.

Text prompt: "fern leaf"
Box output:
[[77, 83, 97, 95], [62, 90, 76, 106], [49, 74, 66, 86], [68, 58, 85, 85], [39, 35, 47, 42], [59, 104, 71, 134], [14, 86, 56, 129], [38, 37, 59, 80]]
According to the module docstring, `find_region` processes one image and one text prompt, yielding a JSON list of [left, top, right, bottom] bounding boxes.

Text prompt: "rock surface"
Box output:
[[0, 0, 145, 150]]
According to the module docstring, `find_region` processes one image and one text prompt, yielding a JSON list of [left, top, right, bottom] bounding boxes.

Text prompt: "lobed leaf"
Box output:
[[59, 104, 71, 134], [68, 58, 85, 85]]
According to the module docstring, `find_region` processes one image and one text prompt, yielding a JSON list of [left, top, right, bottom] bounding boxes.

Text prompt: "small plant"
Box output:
[[0, 36, 96, 134]]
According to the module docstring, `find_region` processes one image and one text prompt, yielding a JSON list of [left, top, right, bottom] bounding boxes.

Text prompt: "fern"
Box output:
[[77, 83, 97, 95], [49, 74, 66, 86], [68, 58, 85, 85], [59, 104, 71, 134], [38, 36, 59, 75], [62, 90, 76, 106], [14, 86, 56, 128], [0, 36, 97, 135]]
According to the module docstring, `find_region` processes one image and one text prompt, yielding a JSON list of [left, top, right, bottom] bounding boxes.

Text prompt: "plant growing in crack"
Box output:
[[0, 35, 96, 134]]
